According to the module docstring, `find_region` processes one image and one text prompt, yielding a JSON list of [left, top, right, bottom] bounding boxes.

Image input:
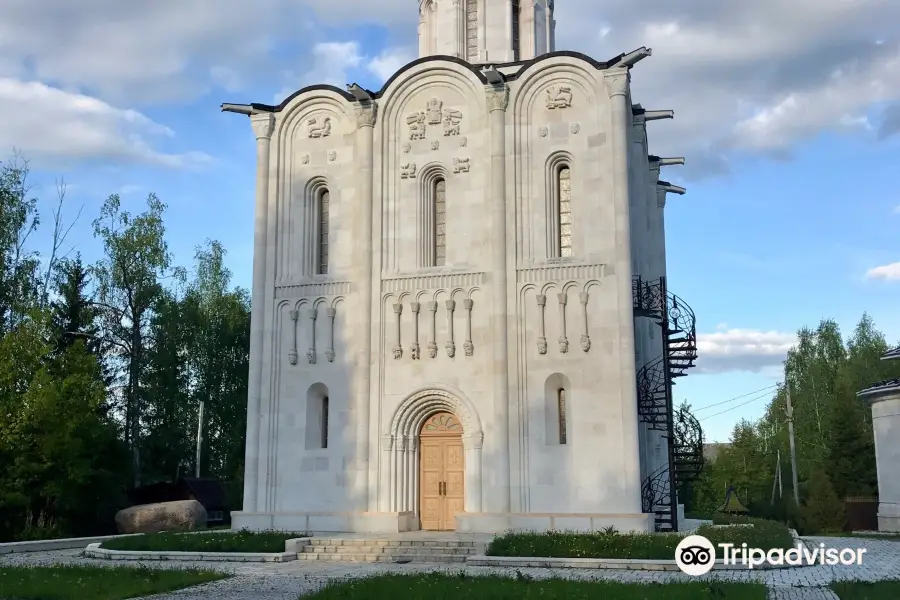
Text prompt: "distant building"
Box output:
[[703, 443, 730, 462], [857, 345, 900, 533]]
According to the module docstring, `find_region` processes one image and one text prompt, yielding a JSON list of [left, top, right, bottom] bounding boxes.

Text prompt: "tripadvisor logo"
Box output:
[[675, 535, 716, 576], [674, 535, 867, 576]]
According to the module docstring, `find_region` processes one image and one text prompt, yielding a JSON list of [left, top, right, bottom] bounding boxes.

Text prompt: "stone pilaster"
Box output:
[[486, 83, 510, 513], [355, 101, 378, 510], [605, 69, 643, 514], [243, 111, 275, 513]]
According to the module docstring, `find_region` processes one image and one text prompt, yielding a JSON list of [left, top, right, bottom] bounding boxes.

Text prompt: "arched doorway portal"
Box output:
[[418, 412, 465, 530]]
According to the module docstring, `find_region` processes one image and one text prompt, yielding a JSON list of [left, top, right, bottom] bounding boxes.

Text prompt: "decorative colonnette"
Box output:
[[276, 280, 349, 365], [381, 271, 483, 360], [517, 262, 607, 356]]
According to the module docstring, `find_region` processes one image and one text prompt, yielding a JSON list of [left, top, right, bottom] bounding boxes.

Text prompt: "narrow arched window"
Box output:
[[317, 189, 330, 274], [557, 388, 567, 444], [434, 178, 446, 266], [321, 396, 329, 449], [511, 0, 521, 60], [558, 166, 572, 257], [306, 383, 329, 450]]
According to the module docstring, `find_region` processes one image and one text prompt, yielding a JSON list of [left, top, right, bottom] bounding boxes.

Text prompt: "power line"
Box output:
[[692, 383, 779, 413], [698, 389, 774, 421]]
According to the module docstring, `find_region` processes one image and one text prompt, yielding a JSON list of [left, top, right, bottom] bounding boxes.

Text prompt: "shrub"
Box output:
[[486, 519, 794, 560]]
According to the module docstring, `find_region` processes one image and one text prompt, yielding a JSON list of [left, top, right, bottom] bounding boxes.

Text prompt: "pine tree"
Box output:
[[799, 469, 845, 534]]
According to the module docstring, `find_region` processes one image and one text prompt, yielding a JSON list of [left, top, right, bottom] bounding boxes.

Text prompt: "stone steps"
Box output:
[[297, 552, 469, 563], [297, 537, 480, 563]]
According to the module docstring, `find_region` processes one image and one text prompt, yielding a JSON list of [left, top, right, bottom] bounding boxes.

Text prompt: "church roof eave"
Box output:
[[883, 346, 900, 361], [857, 378, 900, 399], [225, 49, 636, 114]]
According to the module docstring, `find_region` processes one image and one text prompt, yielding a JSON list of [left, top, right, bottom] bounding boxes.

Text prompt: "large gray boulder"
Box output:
[[114, 500, 207, 534]]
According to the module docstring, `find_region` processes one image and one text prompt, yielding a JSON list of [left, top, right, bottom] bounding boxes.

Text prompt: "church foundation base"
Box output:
[[455, 512, 654, 534], [878, 502, 900, 533], [230, 511, 417, 534]]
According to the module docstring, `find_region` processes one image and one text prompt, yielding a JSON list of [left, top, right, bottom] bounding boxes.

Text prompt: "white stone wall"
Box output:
[[234, 54, 656, 534], [871, 394, 900, 532], [418, 0, 555, 63]]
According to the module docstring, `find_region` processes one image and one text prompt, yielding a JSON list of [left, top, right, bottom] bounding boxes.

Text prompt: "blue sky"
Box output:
[[3, 0, 899, 443]]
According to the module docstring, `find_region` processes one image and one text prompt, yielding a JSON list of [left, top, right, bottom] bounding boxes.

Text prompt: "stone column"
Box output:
[[605, 69, 642, 514], [243, 112, 275, 513], [355, 101, 378, 510], [860, 385, 900, 532], [486, 84, 511, 513]]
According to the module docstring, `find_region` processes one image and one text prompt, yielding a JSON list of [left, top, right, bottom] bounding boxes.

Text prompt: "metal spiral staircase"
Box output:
[[632, 276, 704, 531]]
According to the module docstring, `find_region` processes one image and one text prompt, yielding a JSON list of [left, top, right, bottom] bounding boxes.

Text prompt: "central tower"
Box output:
[[418, 0, 556, 63]]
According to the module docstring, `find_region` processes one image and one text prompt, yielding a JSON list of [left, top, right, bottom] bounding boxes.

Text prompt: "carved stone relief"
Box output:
[[571, 123, 580, 134], [325, 307, 337, 362], [445, 299, 456, 357], [539, 127, 548, 137], [403, 143, 411, 153], [426, 98, 443, 124], [401, 163, 417, 179], [288, 309, 300, 364], [410, 302, 421, 360], [557, 293, 569, 353], [307, 116, 332, 138], [306, 308, 318, 364], [579, 293, 591, 352], [546, 86, 573, 109], [407, 111, 426, 140], [535, 295, 548, 355], [392, 303, 403, 359], [462, 299, 474, 356], [459, 136, 468, 147], [301, 154, 310, 164], [453, 157, 470, 174], [431, 140, 440, 151], [328, 151, 336, 162], [443, 109, 462, 136], [427, 301, 438, 358], [407, 98, 464, 140]]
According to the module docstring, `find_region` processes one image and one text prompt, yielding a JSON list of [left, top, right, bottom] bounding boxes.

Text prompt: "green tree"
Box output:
[[92, 194, 175, 487], [0, 315, 126, 541], [0, 156, 40, 334], [798, 469, 845, 534]]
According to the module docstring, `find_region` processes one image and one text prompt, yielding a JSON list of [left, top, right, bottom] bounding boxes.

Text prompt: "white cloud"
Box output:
[[866, 262, 900, 281], [695, 328, 796, 374], [368, 47, 416, 84], [1, 0, 898, 175], [274, 41, 364, 104], [0, 78, 210, 168]]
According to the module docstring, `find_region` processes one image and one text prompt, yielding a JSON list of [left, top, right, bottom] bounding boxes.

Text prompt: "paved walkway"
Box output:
[[2, 536, 897, 599]]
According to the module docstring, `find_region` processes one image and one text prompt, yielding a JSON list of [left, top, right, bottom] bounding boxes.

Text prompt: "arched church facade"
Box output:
[[223, 0, 700, 534]]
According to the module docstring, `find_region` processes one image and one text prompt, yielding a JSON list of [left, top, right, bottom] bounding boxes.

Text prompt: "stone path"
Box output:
[[2, 536, 897, 599]]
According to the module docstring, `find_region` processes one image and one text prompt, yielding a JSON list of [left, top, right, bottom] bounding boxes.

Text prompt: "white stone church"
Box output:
[[223, 0, 702, 534]]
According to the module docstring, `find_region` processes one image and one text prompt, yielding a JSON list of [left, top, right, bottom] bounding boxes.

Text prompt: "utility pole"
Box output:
[[770, 450, 781, 504], [784, 383, 800, 505], [195, 400, 205, 478]]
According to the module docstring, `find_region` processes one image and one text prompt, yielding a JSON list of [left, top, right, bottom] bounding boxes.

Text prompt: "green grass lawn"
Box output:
[[301, 573, 767, 599], [831, 580, 900, 599], [0, 565, 226, 600], [486, 517, 794, 560], [99, 529, 306, 553]]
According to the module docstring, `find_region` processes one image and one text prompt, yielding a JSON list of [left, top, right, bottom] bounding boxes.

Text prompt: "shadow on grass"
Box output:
[[831, 580, 900, 599], [98, 529, 307, 553], [0, 564, 226, 600], [301, 573, 767, 599]]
